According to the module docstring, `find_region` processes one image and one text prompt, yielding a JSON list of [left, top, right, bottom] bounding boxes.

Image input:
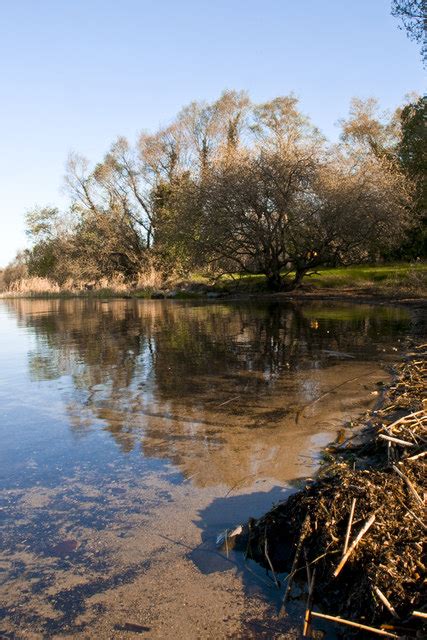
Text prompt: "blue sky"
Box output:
[[0, 0, 424, 266]]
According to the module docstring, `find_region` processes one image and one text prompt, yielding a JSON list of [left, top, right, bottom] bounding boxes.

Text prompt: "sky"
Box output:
[[0, 0, 424, 267]]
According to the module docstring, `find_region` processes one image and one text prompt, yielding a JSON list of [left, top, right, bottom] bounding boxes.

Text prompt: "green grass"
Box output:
[[211, 262, 427, 295], [307, 263, 427, 289]]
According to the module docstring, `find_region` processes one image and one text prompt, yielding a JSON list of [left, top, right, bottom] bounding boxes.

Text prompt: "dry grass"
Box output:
[[135, 266, 165, 290], [5, 277, 61, 295]]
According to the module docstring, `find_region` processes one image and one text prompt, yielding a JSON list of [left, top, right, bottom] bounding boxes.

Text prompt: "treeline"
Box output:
[[4, 92, 426, 291]]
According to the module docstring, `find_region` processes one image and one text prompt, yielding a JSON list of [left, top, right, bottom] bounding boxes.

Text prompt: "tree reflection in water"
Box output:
[[5, 298, 410, 486]]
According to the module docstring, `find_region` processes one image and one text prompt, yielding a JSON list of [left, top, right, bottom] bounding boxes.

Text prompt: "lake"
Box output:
[[0, 298, 412, 638]]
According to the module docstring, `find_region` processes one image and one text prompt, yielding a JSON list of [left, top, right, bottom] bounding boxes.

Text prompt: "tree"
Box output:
[[162, 96, 412, 290], [340, 96, 424, 260], [2, 251, 28, 289], [391, 0, 426, 65], [395, 96, 427, 257], [21, 90, 418, 289]]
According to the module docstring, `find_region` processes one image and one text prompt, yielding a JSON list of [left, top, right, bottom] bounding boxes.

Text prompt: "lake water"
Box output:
[[0, 299, 413, 638]]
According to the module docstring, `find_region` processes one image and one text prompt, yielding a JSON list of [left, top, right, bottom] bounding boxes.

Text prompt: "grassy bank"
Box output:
[[0, 263, 426, 301], [232, 346, 426, 638]]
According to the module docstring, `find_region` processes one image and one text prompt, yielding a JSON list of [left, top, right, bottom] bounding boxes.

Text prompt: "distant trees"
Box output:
[[10, 90, 419, 292]]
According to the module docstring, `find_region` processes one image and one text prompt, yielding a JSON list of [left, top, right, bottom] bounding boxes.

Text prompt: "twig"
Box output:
[[264, 531, 280, 589], [310, 612, 398, 637], [392, 464, 424, 506], [217, 395, 240, 407], [296, 371, 378, 423], [303, 547, 311, 586], [279, 514, 309, 616], [386, 409, 425, 431], [406, 450, 427, 461], [412, 611, 427, 619], [395, 495, 427, 531], [378, 434, 414, 447], [333, 514, 376, 578], [343, 498, 356, 556], [303, 567, 316, 637], [374, 586, 399, 619]]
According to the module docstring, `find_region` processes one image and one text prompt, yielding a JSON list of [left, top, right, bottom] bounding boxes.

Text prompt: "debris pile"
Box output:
[[241, 345, 426, 638]]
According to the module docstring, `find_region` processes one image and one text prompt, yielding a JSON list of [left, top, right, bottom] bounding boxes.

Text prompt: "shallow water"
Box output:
[[0, 299, 412, 638]]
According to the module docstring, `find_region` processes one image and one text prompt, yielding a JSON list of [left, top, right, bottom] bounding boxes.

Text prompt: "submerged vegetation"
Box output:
[[233, 345, 426, 638], [1, 92, 426, 295]]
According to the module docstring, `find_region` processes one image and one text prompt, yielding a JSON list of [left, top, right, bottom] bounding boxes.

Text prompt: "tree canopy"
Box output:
[[16, 91, 421, 291]]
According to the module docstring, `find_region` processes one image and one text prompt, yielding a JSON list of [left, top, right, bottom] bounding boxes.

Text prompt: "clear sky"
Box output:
[[0, 0, 424, 266]]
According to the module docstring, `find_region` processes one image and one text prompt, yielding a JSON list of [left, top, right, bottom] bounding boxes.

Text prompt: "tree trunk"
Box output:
[[266, 271, 283, 291], [292, 268, 307, 288]]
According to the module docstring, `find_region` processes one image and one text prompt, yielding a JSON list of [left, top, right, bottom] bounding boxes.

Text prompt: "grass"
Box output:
[[1, 263, 425, 299], [215, 262, 427, 297], [306, 263, 427, 289]]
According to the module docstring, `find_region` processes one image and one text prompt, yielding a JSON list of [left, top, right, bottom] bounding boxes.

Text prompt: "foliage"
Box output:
[[10, 91, 421, 292], [391, 0, 426, 65]]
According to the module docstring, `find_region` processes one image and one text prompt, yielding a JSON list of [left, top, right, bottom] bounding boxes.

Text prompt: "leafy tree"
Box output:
[[395, 96, 427, 257], [161, 96, 411, 290]]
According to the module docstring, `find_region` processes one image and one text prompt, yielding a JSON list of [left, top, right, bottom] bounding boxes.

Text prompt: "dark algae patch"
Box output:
[[238, 345, 426, 638]]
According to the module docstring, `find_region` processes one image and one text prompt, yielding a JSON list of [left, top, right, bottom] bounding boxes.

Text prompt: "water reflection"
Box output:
[[0, 299, 412, 638], [2, 298, 409, 486]]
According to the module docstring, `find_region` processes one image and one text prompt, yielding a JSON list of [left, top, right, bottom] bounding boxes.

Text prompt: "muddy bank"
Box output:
[[234, 345, 426, 638]]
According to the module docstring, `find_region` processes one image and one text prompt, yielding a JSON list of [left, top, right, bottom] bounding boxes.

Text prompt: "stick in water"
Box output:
[[333, 514, 376, 578]]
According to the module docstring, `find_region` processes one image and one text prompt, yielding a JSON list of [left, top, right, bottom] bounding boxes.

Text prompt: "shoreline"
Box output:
[[1, 288, 426, 308], [231, 345, 426, 638]]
